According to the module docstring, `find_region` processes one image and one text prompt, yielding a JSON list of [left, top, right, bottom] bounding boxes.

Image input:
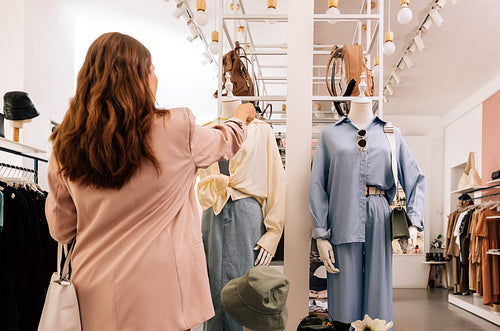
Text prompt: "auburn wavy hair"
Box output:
[[51, 32, 167, 189]]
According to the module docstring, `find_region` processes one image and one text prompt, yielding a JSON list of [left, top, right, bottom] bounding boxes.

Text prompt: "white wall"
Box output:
[[0, 0, 219, 188], [384, 116, 444, 288], [385, 115, 445, 251], [443, 104, 483, 232], [72, 0, 218, 125]]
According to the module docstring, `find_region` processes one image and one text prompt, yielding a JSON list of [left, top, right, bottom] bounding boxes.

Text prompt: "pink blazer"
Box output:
[[46, 108, 247, 330]]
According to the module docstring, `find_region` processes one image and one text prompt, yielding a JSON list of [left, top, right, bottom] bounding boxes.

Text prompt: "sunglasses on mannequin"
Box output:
[[357, 129, 367, 152]]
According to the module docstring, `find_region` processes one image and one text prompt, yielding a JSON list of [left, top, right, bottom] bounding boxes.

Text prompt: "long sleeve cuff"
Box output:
[[312, 227, 331, 240], [256, 229, 282, 256], [408, 213, 424, 232]]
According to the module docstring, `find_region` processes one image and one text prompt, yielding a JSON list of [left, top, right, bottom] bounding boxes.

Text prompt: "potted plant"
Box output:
[[430, 234, 445, 261]]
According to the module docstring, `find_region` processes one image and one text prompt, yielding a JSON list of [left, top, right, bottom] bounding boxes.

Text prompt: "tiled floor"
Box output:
[[393, 288, 498, 331]]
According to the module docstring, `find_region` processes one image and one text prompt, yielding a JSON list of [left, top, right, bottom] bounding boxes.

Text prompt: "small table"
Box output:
[[422, 261, 449, 291]]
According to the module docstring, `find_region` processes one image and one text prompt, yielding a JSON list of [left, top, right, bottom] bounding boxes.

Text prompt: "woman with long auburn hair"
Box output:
[[46, 32, 255, 330]]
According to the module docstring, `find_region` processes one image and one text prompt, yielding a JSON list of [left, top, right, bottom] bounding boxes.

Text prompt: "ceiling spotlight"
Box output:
[[413, 31, 425, 51], [201, 51, 213, 65], [326, 0, 340, 25], [429, 6, 444, 26], [391, 71, 402, 85], [422, 17, 433, 31], [386, 84, 394, 96], [408, 43, 417, 53], [266, 0, 278, 24], [397, 0, 413, 25], [194, 0, 208, 26], [402, 53, 414, 68], [186, 20, 199, 42], [209, 31, 220, 54], [383, 31, 396, 56], [450, 0, 458, 4], [436, 0, 447, 8], [172, 1, 188, 19]]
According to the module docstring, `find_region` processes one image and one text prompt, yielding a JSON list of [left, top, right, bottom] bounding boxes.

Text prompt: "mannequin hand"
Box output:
[[316, 238, 339, 274], [234, 103, 256, 124], [398, 226, 418, 253], [254, 245, 273, 266]]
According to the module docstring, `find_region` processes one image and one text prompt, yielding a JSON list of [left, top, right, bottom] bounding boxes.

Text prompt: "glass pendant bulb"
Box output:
[[397, 3, 413, 25], [383, 41, 396, 55], [326, 0, 340, 25], [383, 31, 396, 56], [195, 10, 208, 26], [209, 31, 220, 54], [372, 56, 380, 76], [209, 41, 220, 54], [266, 0, 277, 25]]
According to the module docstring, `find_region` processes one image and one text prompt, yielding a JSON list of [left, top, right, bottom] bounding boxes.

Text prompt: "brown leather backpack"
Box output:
[[326, 45, 374, 116], [215, 41, 255, 97]]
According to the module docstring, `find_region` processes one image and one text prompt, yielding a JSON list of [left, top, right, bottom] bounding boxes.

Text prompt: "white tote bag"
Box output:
[[38, 242, 82, 331]]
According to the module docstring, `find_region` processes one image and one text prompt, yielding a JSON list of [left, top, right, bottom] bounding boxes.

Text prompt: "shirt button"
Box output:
[[361, 173, 366, 178]]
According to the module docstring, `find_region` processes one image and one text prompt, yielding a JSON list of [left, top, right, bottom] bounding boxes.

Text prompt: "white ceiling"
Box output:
[[91, 0, 500, 118], [190, 0, 500, 117]]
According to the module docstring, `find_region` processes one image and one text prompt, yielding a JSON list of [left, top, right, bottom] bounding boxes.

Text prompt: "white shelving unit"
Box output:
[[0, 137, 46, 155]]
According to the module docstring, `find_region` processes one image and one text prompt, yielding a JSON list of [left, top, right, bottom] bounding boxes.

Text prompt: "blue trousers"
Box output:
[[327, 195, 393, 327], [202, 197, 265, 331]]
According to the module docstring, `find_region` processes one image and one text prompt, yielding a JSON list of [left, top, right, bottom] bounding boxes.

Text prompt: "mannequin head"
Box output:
[[220, 97, 241, 120]]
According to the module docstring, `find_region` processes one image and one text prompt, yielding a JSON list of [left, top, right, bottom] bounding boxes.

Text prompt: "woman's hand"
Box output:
[[234, 103, 256, 124]]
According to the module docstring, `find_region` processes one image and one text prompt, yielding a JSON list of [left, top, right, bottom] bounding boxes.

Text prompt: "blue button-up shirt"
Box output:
[[309, 116, 426, 245]]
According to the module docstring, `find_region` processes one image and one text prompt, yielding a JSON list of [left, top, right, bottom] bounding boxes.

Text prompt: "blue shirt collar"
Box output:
[[334, 115, 387, 126]]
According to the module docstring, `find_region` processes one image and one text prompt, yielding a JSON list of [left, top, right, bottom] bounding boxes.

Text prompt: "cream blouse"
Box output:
[[197, 118, 286, 255]]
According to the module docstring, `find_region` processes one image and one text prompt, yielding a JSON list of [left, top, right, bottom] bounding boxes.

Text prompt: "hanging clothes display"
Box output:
[[197, 118, 286, 331], [445, 202, 500, 306], [309, 116, 426, 325], [0, 181, 56, 331]]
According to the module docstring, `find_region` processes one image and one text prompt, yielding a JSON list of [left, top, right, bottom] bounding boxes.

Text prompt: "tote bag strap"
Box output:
[[384, 123, 401, 204], [57, 241, 76, 281]]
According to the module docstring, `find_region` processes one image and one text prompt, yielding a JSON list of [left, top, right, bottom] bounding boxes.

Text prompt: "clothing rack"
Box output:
[[0, 137, 48, 184], [0, 162, 38, 183]]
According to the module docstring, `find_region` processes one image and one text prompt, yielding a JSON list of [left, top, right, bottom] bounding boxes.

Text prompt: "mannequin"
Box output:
[[317, 75, 418, 274], [310, 73, 426, 327], [198, 72, 286, 330]]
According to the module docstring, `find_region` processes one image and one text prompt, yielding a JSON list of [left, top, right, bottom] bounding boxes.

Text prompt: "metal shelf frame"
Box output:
[[215, 0, 384, 118]]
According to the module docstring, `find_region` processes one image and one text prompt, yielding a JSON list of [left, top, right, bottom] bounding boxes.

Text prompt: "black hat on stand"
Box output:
[[3, 91, 40, 121]]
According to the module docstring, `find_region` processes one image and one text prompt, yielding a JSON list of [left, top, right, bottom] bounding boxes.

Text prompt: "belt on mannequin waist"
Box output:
[[366, 186, 386, 196]]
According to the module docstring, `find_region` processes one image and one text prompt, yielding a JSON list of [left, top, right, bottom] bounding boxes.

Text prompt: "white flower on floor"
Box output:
[[351, 314, 393, 331]]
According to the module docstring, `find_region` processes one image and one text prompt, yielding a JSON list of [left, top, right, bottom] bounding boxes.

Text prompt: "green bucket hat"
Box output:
[[221, 266, 289, 331]]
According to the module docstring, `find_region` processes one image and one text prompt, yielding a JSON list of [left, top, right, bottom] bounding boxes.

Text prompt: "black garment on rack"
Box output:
[[459, 209, 474, 294], [0, 182, 56, 331]]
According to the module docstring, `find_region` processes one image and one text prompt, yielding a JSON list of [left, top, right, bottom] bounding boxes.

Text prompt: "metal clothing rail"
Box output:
[[0, 146, 48, 184], [0, 162, 38, 183], [470, 191, 500, 200]]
